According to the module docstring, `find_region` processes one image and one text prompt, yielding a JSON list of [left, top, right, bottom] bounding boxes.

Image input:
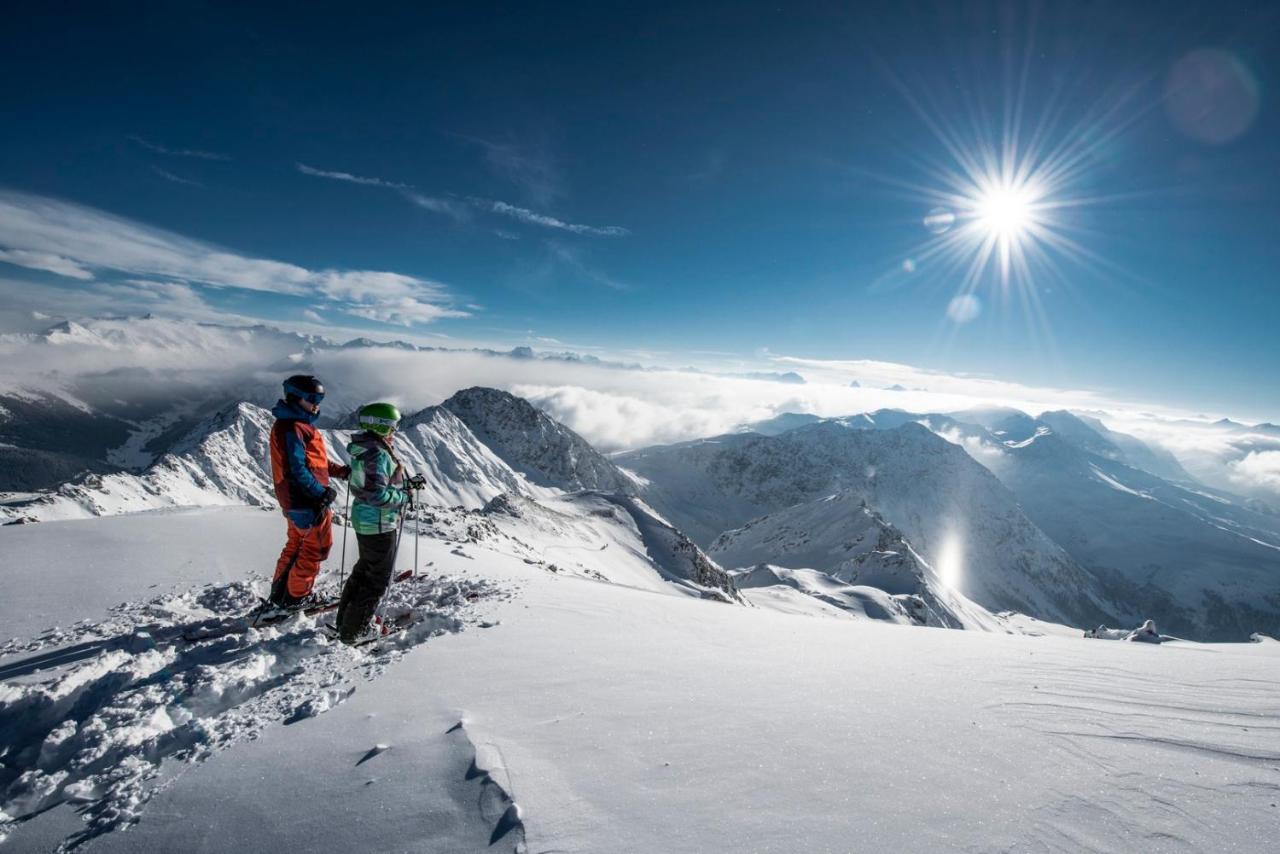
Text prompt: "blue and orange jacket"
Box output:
[[269, 399, 345, 514]]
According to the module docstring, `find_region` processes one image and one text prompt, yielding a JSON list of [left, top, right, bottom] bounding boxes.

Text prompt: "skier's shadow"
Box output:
[[0, 616, 232, 680], [0, 638, 125, 680]]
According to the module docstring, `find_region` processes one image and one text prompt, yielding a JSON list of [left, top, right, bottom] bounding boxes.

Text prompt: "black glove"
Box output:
[[407, 474, 427, 489], [317, 486, 338, 509]]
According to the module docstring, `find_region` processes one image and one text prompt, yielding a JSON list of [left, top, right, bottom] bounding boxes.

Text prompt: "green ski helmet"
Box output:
[[358, 402, 402, 437]]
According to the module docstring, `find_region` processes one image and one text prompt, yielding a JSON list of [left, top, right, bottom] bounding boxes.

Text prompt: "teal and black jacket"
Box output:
[[347, 431, 408, 535]]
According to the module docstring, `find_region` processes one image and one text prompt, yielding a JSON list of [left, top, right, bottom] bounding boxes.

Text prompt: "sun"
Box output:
[[973, 180, 1042, 241], [914, 164, 1062, 293]]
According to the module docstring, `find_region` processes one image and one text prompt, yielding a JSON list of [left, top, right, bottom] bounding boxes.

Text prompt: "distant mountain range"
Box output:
[[624, 406, 1279, 640], [3, 316, 1278, 640]]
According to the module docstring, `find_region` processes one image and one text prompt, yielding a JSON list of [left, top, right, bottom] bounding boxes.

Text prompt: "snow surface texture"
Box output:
[[0, 565, 497, 849], [2, 508, 1274, 853]]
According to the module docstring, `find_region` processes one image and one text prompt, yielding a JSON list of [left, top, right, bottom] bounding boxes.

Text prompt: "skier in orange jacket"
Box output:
[[267, 375, 350, 610]]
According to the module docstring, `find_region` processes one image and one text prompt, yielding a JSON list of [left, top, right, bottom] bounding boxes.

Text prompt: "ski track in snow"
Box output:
[[0, 574, 504, 850]]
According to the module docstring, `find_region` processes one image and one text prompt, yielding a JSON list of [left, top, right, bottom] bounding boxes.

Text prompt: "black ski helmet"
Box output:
[[283, 374, 325, 405]]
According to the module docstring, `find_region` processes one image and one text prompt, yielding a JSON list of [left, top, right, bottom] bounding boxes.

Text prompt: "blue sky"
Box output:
[[0, 2, 1277, 418]]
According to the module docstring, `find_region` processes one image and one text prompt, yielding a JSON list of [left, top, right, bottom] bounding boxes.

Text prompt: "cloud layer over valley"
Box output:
[[2, 314, 1275, 505]]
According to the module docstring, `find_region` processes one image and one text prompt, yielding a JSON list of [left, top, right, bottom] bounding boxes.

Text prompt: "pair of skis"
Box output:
[[321, 606, 417, 648], [180, 598, 339, 643], [328, 568, 421, 648], [182, 568, 419, 645]]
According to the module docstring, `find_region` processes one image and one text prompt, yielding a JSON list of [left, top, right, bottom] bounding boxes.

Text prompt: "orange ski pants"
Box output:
[[272, 510, 333, 601]]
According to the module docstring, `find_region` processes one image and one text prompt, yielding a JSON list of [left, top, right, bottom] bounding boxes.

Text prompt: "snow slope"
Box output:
[[712, 497, 995, 628], [734, 407, 1280, 641], [0, 486, 743, 849], [2, 508, 1277, 853], [618, 422, 1117, 628], [0, 403, 279, 522], [980, 431, 1280, 640], [885, 408, 1280, 640]]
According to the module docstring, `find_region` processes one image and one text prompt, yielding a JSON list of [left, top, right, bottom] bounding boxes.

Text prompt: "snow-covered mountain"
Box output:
[[727, 407, 1280, 640], [0, 390, 136, 491], [716, 499, 1000, 630], [1, 402, 279, 521], [618, 421, 1118, 628], [0, 392, 589, 521], [0, 316, 643, 493], [856, 407, 1280, 639], [1038, 410, 1196, 483], [441, 387, 635, 493], [0, 389, 742, 604], [974, 428, 1280, 640]]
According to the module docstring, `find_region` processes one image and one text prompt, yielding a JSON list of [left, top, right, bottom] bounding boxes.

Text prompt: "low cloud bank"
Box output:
[[2, 314, 1276, 503]]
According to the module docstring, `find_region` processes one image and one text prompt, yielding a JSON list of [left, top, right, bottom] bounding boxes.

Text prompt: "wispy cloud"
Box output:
[[298, 164, 471, 222], [152, 166, 202, 187], [485, 200, 628, 236], [344, 298, 463, 325], [295, 161, 622, 235], [128, 135, 229, 161], [403, 191, 471, 221], [0, 189, 468, 327], [296, 162, 410, 190], [0, 249, 95, 280]]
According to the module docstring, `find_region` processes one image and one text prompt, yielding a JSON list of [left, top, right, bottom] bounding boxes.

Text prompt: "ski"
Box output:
[[350, 611, 417, 647], [318, 610, 419, 649], [181, 598, 340, 643]]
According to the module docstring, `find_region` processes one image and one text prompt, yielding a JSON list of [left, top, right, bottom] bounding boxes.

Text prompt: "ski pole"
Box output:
[[339, 482, 352, 589], [412, 487, 420, 579], [393, 490, 408, 572]]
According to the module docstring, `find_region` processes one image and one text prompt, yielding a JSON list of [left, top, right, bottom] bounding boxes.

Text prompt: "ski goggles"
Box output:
[[284, 382, 325, 405]]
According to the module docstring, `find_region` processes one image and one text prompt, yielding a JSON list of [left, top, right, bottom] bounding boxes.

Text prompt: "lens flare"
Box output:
[[936, 532, 964, 590]]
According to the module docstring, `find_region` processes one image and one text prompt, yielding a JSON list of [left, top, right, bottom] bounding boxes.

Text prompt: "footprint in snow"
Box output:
[[0, 574, 498, 850]]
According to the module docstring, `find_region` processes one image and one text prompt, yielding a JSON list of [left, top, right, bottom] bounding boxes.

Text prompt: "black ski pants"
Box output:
[[336, 530, 398, 641]]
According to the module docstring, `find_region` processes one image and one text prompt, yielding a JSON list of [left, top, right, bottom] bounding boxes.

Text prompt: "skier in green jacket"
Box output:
[[335, 402, 425, 643]]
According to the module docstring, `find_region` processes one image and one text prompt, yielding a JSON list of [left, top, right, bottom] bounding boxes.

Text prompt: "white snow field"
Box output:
[[2, 507, 1279, 853]]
